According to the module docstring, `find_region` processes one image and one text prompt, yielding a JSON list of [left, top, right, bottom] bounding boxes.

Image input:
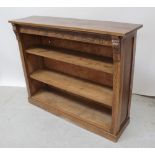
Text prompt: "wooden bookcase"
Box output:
[[9, 16, 142, 142]]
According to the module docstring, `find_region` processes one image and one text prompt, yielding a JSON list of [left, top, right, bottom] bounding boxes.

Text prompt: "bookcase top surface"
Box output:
[[9, 16, 142, 36]]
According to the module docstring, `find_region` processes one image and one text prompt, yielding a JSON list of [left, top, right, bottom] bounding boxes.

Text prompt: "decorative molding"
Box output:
[[12, 24, 17, 32], [19, 26, 112, 46], [12, 24, 19, 40], [112, 36, 121, 62]]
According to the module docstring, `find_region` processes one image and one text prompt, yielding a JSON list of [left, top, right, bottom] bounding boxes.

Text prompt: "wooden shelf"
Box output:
[[30, 89, 112, 131], [30, 69, 113, 107], [26, 47, 113, 74]]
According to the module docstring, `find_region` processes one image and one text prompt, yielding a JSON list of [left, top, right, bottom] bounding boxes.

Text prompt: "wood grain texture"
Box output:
[[120, 32, 137, 122], [10, 16, 142, 142], [31, 89, 112, 131], [111, 36, 122, 134], [41, 37, 113, 58], [13, 26, 44, 96], [26, 47, 113, 74], [111, 32, 137, 134], [19, 26, 112, 46], [21, 34, 45, 95], [9, 16, 142, 36], [120, 35, 134, 125], [44, 58, 113, 87], [30, 70, 113, 107], [127, 33, 137, 118], [29, 88, 130, 142]]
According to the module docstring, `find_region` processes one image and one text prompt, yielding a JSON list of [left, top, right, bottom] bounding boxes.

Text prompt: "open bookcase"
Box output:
[[9, 16, 142, 141]]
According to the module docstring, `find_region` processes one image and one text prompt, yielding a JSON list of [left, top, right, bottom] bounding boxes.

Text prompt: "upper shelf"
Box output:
[[9, 16, 143, 37], [26, 47, 113, 74]]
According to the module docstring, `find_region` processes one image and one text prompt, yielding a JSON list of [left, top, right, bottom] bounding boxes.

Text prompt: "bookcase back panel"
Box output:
[[44, 58, 113, 87], [22, 33, 113, 58], [25, 54, 45, 95], [22, 34, 113, 87], [41, 36, 113, 58], [120, 36, 135, 125]]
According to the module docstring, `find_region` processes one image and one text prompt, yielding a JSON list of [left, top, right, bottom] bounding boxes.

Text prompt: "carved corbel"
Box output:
[[112, 36, 121, 62], [12, 24, 19, 40]]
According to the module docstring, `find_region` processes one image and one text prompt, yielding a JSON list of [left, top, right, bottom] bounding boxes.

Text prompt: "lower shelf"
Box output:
[[30, 69, 113, 107], [30, 89, 112, 132]]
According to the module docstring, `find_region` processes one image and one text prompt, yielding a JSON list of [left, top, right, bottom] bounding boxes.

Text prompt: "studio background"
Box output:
[[0, 7, 154, 96]]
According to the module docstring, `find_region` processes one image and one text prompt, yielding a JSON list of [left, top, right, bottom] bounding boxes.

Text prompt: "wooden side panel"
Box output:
[[120, 33, 137, 124], [9, 16, 143, 37], [127, 33, 137, 117], [12, 24, 44, 96], [111, 33, 136, 134], [26, 47, 113, 74]]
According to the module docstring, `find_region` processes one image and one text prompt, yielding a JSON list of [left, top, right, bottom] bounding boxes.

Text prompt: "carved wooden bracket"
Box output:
[[12, 24, 19, 40], [112, 36, 121, 62], [12, 24, 17, 32]]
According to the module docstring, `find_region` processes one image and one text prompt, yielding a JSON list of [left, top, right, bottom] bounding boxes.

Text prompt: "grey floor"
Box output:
[[0, 86, 155, 148]]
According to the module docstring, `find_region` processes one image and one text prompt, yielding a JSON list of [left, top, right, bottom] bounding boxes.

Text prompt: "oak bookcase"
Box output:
[[9, 16, 142, 142]]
